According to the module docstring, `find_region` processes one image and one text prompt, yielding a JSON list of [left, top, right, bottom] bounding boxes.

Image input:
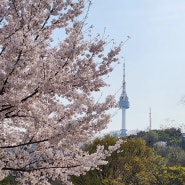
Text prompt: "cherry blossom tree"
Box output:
[[0, 0, 123, 184]]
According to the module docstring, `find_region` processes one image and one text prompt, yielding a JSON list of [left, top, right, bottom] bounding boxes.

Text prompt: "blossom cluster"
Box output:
[[0, 0, 122, 184]]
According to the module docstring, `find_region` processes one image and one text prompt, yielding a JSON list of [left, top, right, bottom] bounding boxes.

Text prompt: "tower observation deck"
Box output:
[[118, 63, 129, 137]]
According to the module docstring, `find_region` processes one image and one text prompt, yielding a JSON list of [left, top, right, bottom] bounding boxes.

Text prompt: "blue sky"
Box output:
[[87, 0, 185, 133]]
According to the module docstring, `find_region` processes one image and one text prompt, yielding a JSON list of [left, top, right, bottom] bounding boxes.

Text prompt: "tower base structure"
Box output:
[[120, 128, 127, 137]]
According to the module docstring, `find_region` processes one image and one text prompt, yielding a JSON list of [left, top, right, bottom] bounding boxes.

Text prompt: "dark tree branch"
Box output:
[[0, 17, 3, 23], [0, 138, 49, 149], [34, 8, 54, 41], [0, 50, 22, 95], [21, 87, 39, 102], [0, 105, 14, 113], [2, 164, 81, 172], [0, 46, 6, 56], [11, 0, 19, 17], [0, 130, 67, 149], [4, 111, 36, 119]]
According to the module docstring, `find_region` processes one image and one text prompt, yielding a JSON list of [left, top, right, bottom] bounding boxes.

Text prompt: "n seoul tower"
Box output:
[[118, 63, 130, 137]]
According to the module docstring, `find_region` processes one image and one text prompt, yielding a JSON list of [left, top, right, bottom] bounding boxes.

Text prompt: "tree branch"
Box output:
[[0, 46, 6, 56], [34, 7, 54, 41], [0, 50, 22, 95], [11, 0, 19, 17], [0, 105, 14, 113], [2, 164, 81, 172], [0, 138, 48, 149], [21, 87, 39, 102]]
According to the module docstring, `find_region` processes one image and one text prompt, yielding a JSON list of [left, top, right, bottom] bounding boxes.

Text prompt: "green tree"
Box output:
[[166, 146, 185, 166], [166, 166, 185, 185], [0, 175, 18, 185], [71, 136, 169, 185], [131, 130, 159, 147], [130, 127, 185, 167], [130, 127, 184, 148], [157, 128, 182, 147]]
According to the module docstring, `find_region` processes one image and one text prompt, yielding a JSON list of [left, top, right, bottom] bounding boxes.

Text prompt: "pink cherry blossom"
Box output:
[[0, 1, 122, 184]]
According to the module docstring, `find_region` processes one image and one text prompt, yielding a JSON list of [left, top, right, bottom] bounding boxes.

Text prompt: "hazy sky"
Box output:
[[86, 0, 185, 133]]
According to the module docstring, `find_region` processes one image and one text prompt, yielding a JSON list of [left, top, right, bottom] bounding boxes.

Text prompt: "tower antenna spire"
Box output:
[[149, 107, 152, 131], [123, 63, 126, 90], [118, 62, 130, 137]]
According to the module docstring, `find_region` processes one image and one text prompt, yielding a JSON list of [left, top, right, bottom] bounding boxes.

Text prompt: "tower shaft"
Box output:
[[121, 109, 127, 136], [122, 109, 126, 129]]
